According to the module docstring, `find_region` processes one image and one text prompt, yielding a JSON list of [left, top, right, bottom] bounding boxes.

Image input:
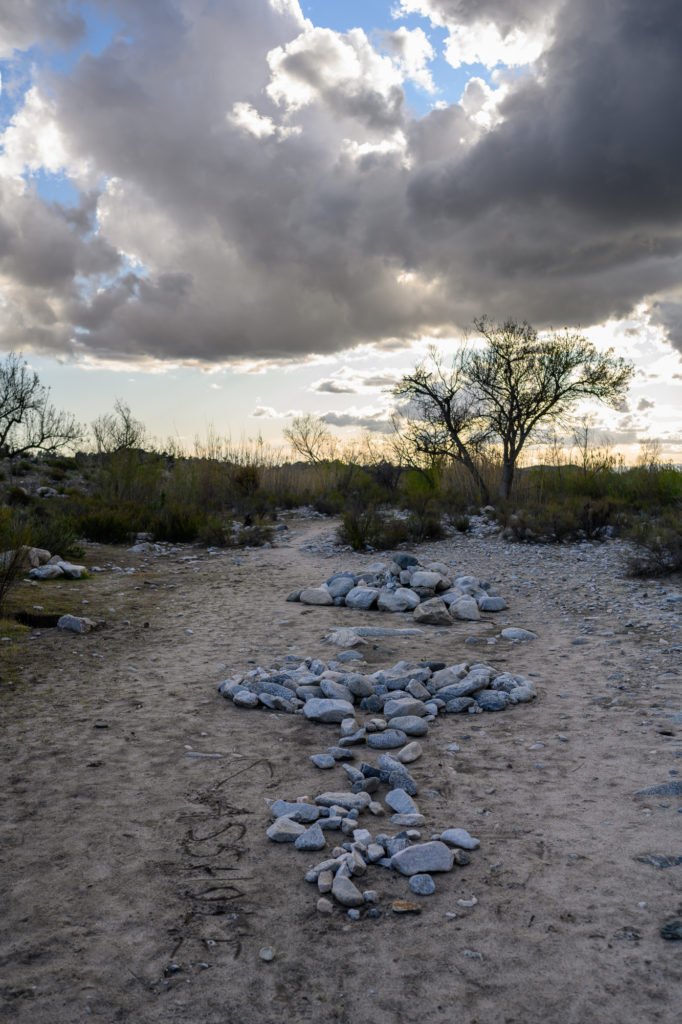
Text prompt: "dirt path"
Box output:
[[1, 518, 680, 1023]]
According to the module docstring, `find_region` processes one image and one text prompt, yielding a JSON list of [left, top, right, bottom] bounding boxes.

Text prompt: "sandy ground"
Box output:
[[1, 516, 681, 1024]]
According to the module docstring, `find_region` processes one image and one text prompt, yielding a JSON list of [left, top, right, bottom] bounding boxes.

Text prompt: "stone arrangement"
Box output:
[[286, 553, 508, 626], [219, 652, 537, 916]]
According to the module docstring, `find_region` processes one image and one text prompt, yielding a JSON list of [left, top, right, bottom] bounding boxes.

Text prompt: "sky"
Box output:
[[1, 0, 682, 460]]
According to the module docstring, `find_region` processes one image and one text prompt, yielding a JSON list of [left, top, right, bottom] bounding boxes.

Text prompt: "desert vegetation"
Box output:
[[0, 322, 681, 621]]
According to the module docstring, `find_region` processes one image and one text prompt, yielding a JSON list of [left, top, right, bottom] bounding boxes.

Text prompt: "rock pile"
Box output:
[[0, 544, 87, 580], [219, 655, 536, 719], [219, 652, 536, 915], [287, 553, 507, 626]]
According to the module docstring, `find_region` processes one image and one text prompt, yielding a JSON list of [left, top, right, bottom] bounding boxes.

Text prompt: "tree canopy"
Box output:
[[0, 352, 82, 458], [393, 318, 634, 500]]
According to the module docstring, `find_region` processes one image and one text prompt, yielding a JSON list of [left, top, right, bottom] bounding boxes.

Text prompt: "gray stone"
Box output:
[[392, 813, 426, 826], [397, 741, 423, 763], [232, 689, 261, 708], [320, 679, 354, 702], [303, 698, 355, 723], [294, 823, 327, 851], [57, 614, 97, 634], [270, 800, 320, 823], [367, 729, 408, 749], [391, 841, 454, 875], [635, 781, 682, 796], [444, 697, 476, 713], [409, 873, 436, 895], [501, 627, 537, 641], [406, 679, 432, 701], [508, 684, 536, 703], [377, 588, 420, 613], [449, 596, 480, 621], [310, 753, 336, 769], [387, 715, 428, 736], [327, 576, 356, 599], [266, 817, 307, 843], [385, 788, 419, 815], [387, 770, 418, 795], [410, 570, 443, 590], [343, 674, 376, 698], [29, 564, 64, 580], [57, 561, 87, 579], [477, 595, 507, 612], [345, 587, 379, 610], [331, 874, 364, 908], [392, 553, 419, 569], [383, 697, 429, 719], [299, 587, 334, 606], [413, 598, 452, 626], [430, 664, 469, 690], [474, 690, 510, 711], [440, 828, 480, 850], [315, 791, 371, 811]]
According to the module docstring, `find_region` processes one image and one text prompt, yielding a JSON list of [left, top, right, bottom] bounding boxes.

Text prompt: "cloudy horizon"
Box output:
[[1, 0, 681, 458]]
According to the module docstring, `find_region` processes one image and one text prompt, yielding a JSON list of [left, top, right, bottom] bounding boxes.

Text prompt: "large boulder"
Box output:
[[303, 698, 355, 723], [449, 596, 480, 621]]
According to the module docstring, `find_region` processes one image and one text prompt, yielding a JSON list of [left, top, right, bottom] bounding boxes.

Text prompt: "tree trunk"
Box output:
[[499, 460, 514, 500]]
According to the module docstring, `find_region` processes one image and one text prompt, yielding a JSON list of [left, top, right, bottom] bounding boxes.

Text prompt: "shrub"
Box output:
[[628, 513, 682, 577]]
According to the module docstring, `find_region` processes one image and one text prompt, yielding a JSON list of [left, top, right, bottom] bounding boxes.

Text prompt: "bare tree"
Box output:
[[469, 317, 634, 498], [91, 399, 147, 454], [0, 351, 82, 458], [283, 413, 335, 464], [391, 348, 493, 501]]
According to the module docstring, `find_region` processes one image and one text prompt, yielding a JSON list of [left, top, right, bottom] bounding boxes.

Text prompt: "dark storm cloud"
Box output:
[[410, 0, 682, 223], [0, 0, 85, 56], [1, 0, 682, 366], [649, 300, 682, 354]]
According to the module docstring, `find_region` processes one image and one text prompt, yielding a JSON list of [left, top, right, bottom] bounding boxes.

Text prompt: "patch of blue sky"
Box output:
[[47, 4, 122, 76], [26, 167, 81, 207], [302, 1, 492, 114]]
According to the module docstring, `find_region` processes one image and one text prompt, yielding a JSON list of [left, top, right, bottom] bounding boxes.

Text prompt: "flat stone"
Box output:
[[385, 788, 419, 815], [367, 729, 408, 749], [391, 813, 426, 826], [315, 791, 371, 811], [409, 873, 436, 895], [270, 800, 319, 823], [635, 781, 682, 796], [440, 828, 480, 850], [327, 746, 356, 761], [391, 841, 454, 875], [310, 753, 336, 769], [294, 823, 327, 851], [387, 715, 428, 736], [266, 817, 307, 843], [299, 587, 334, 606], [392, 900, 422, 914], [501, 627, 537, 641], [383, 697, 429, 719], [303, 698, 355, 723], [392, 553, 420, 569]]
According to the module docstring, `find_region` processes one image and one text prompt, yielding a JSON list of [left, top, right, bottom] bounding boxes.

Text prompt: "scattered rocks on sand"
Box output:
[[288, 555, 507, 627], [218, 649, 537, 915]]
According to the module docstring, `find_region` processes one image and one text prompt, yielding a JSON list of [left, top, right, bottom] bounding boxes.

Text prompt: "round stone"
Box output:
[[409, 873, 436, 895]]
